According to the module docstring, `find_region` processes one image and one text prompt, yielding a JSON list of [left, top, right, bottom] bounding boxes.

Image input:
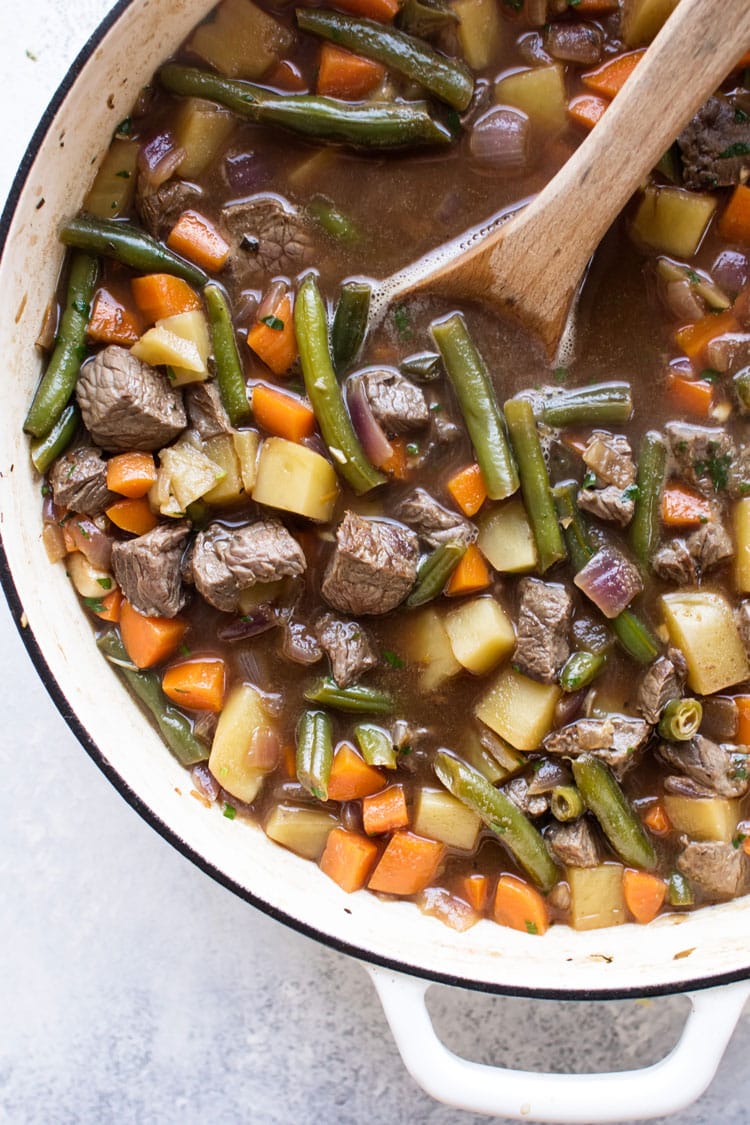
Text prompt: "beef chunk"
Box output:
[[189, 520, 306, 613], [321, 511, 418, 616], [635, 653, 686, 724], [397, 488, 477, 547], [665, 423, 734, 496], [77, 346, 186, 452], [314, 613, 378, 688], [282, 620, 323, 666], [664, 775, 715, 799], [137, 178, 201, 239], [657, 735, 750, 799], [361, 369, 429, 434], [706, 332, 750, 375], [678, 95, 750, 191], [220, 196, 312, 289], [185, 382, 233, 441], [582, 432, 636, 489], [676, 839, 750, 901], [514, 578, 572, 684], [652, 538, 697, 584], [49, 447, 115, 515], [502, 775, 549, 818], [111, 520, 190, 618], [577, 484, 635, 526], [547, 818, 600, 868], [652, 519, 733, 584], [543, 716, 652, 779]]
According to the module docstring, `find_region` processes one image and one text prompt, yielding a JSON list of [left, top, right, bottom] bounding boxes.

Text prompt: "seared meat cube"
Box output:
[[543, 716, 651, 779], [111, 520, 191, 618], [321, 511, 418, 616], [220, 195, 312, 290], [652, 538, 697, 585], [282, 620, 323, 666], [657, 735, 750, 799], [665, 423, 734, 496], [361, 368, 429, 434], [77, 346, 186, 452], [188, 519, 306, 613], [582, 431, 636, 489], [678, 95, 750, 191], [184, 382, 233, 441], [315, 613, 378, 688], [514, 578, 572, 684], [652, 519, 733, 584], [49, 446, 115, 515], [676, 839, 750, 901], [635, 652, 686, 724], [397, 488, 477, 547], [577, 485, 635, 526], [546, 818, 600, 868], [503, 775, 549, 818], [137, 177, 202, 239]]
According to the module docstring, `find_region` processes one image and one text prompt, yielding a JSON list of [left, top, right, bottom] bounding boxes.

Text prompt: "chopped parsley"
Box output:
[[398, 743, 413, 756], [732, 832, 746, 849], [694, 447, 732, 491], [736, 107, 750, 123], [260, 314, 284, 331], [179, 643, 192, 658], [383, 649, 405, 669], [719, 142, 750, 159], [97, 577, 112, 591], [687, 269, 701, 284], [622, 483, 640, 501], [502, 0, 522, 8], [525, 920, 539, 934], [553, 366, 567, 384], [223, 803, 237, 820], [40, 484, 50, 497], [114, 169, 131, 179], [83, 596, 106, 613], [115, 116, 132, 137], [699, 368, 721, 383], [406, 443, 419, 456], [394, 305, 412, 339], [73, 298, 90, 318], [429, 402, 443, 413], [582, 470, 597, 489], [165, 366, 177, 383], [76, 522, 90, 539]]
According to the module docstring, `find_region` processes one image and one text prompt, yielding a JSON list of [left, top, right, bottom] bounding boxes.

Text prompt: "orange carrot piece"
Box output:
[[582, 49, 646, 98], [246, 295, 298, 376], [718, 184, 750, 244], [106, 451, 158, 499], [643, 802, 671, 836], [162, 658, 227, 712], [560, 430, 589, 455], [459, 873, 489, 913], [734, 49, 750, 71], [743, 836, 750, 857], [571, 0, 618, 11], [493, 874, 549, 936], [105, 497, 159, 536], [368, 831, 446, 895], [674, 309, 739, 361], [661, 482, 712, 528], [317, 44, 385, 99], [362, 784, 409, 836], [167, 210, 230, 272], [736, 696, 750, 745], [120, 600, 188, 669], [445, 543, 491, 597], [665, 373, 714, 418], [331, 0, 399, 21], [623, 869, 666, 924], [252, 383, 315, 443], [91, 588, 123, 624], [327, 743, 386, 801], [320, 827, 380, 892], [131, 273, 201, 324], [567, 94, 608, 131], [381, 437, 408, 479], [447, 462, 487, 517], [87, 286, 142, 346], [264, 59, 307, 92]]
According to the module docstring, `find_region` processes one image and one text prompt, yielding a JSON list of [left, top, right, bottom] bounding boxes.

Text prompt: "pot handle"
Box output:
[[366, 964, 750, 1123]]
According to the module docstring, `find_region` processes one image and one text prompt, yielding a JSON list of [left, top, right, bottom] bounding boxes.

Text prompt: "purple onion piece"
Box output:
[[347, 374, 393, 469], [217, 605, 278, 642], [257, 280, 288, 323], [138, 131, 185, 189], [469, 108, 530, 173], [712, 250, 748, 297], [224, 151, 267, 195], [574, 546, 643, 619], [67, 516, 113, 571], [664, 278, 705, 322]]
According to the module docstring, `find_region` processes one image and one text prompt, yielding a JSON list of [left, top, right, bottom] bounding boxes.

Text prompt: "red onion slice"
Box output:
[[469, 108, 530, 173], [247, 726, 281, 771], [138, 131, 186, 190], [712, 250, 748, 297], [217, 605, 278, 642], [66, 516, 113, 571], [574, 546, 643, 619], [347, 374, 393, 469]]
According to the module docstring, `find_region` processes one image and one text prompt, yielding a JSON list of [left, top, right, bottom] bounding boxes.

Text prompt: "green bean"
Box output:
[[658, 697, 703, 742], [308, 196, 359, 244], [160, 64, 454, 149], [540, 382, 633, 428], [559, 651, 606, 693], [204, 284, 250, 426], [397, 0, 458, 38], [355, 722, 397, 768], [331, 281, 371, 374], [97, 631, 207, 766], [406, 542, 466, 607], [504, 398, 566, 573], [434, 750, 559, 891], [295, 8, 473, 111], [60, 216, 208, 287], [431, 313, 519, 500], [304, 677, 394, 714], [610, 609, 660, 665], [630, 431, 666, 568], [400, 351, 441, 382], [667, 870, 694, 907], [295, 274, 385, 494], [24, 252, 98, 439], [571, 754, 657, 870], [734, 366, 750, 414], [30, 404, 79, 474], [296, 710, 334, 800], [550, 785, 585, 822]]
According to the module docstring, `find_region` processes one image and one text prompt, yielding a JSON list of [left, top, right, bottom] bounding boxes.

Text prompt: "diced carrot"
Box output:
[[87, 286, 142, 346], [264, 58, 307, 92], [665, 373, 714, 418], [567, 94, 608, 131], [571, 0, 618, 11], [643, 802, 671, 836], [381, 437, 408, 479], [106, 451, 158, 499], [120, 599, 188, 669], [167, 210, 231, 272], [106, 497, 159, 536], [674, 310, 739, 361], [320, 827, 380, 892], [734, 49, 750, 71], [283, 744, 297, 779], [582, 49, 646, 98], [459, 873, 489, 913], [735, 696, 750, 745], [493, 874, 549, 936], [327, 743, 386, 801], [362, 784, 409, 836], [743, 836, 750, 857], [447, 463, 487, 517], [162, 658, 226, 712], [252, 383, 315, 443], [368, 831, 446, 895], [246, 294, 298, 376], [445, 543, 491, 597], [317, 43, 385, 99], [91, 588, 123, 624], [560, 430, 589, 455], [131, 273, 201, 324], [661, 482, 713, 528], [331, 0, 399, 22], [623, 869, 666, 925], [718, 185, 750, 245]]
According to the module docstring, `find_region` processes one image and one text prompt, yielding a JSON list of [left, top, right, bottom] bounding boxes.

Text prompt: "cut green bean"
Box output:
[[406, 542, 466, 607], [504, 398, 566, 573], [295, 274, 385, 494], [431, 313, 519, 500], [658, 697, 703, 742], [397, 0, 458, 38], [304, 677, 394, 714], [667, 870, 694, 907], [308, 195, 359, 244], [559, 651, 606, 693], [24, 252, 98, 438], [60, 216, 208, 287], [571, 754, 657, 870], [734, 366, 750, 414], [295, 8, 473, 111], [540, 382, 633, 428], [97, 631, 207, 766], [204, 284, 250, 425], [550, 785, 585, 822], [160, 64, 454, 149], [630, 431, 666, 568], [331, 281, 371, 374], [296, 709, 334, 800], [434, 750, 559, 891], [354, 722, 397, 768], [30, 404, 79, 474]]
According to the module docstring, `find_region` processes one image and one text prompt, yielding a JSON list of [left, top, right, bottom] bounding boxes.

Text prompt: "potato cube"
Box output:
[[495, 64, 567, 136], [252, 437, 339, 522], [661, 591, 749, 694], [663, 795, 741, 844], [175, 98, 236, 179], [734, 498, 750, 593], [413, 788, 481, 851], [404, 608, 461, 692], [233, 430, 260, 493], [84, 139, 138, 219], [444, 596, 515, 675], [452, 0, 501, 70], [187, 0, 293, 79], [622, 0, 679, 46], [264, 804, 337, 860], [631, 186, 717, 258], [155, 441, 225, 514], [567, 865, 625, 931], [67, 552, 114, 599], [475, 666, 560, 751], [203, 434, 245, 506], [477, 498, 538, 573], [209, 683, 273, 804]]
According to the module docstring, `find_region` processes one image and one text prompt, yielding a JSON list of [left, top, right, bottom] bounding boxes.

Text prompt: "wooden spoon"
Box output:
[[376, 0, 750, 360]]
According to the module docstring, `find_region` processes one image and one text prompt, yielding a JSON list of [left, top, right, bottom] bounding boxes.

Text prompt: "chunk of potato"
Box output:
[[234, 430, 260, 493], [567, 864, 625, 931], [413, 788, 481, 851], [84, 139, 138, 219], [734, 498, 750, 594], [175, 98, 236, 179], [67, 552, 115, 600], [495, 64, 566, 136], [265, 804, 338, 860], [631, 186, 717, 258], [477, 498, 538, 573], [187, 0, 293, 79], [404, 607, 461, 692], [131, 318, 208, 385], [252, 437, 339, 522], [203, 434, 245, 506], [622, 0, 679, 46], [452, 0, 501, 70], [444, 596, 516, 675], [475, 666, 560, 751], [153, 441, 225, 515], [209, 683, 274, 804], [661, 591, 750, 695], [663, 795, 741, 844]]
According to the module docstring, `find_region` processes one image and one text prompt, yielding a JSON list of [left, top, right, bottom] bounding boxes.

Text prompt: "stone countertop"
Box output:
[[1, 3, 750, 1122]]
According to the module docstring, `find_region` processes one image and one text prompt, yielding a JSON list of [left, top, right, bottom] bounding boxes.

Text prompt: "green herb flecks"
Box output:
[[261, 315, 285, 331]]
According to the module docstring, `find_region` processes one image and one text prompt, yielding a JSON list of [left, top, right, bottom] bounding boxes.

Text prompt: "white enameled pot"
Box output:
[[1, 2, 749, 1119]]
